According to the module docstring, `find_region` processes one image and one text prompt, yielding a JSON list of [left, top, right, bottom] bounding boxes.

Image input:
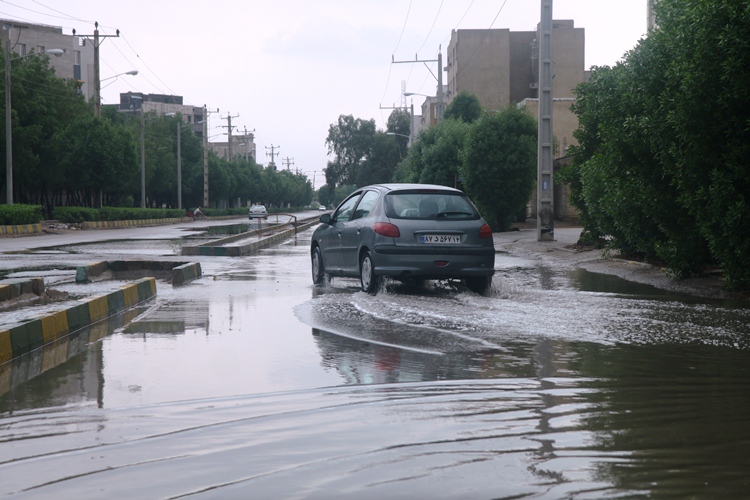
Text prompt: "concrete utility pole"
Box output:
[[221, 112, 239, 159], [4, 24, 15, 205], [282, 157, 294, 171], [537, 0, 554, 241], [391, 47, 444, 121], [203, 106, 219, 207], [74, 22, 120, 118], [266, 145, 280, 168]]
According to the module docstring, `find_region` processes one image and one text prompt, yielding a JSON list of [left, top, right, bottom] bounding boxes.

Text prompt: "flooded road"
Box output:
[[1, 226, 750, 498]]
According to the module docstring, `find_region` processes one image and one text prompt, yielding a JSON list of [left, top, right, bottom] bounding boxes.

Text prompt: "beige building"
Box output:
[[2, 19, 96, 100], [209, 131, 256, 162], [445, 20, 585, 108], [116, 92, 206, 140], [444, 21, 586, 223]]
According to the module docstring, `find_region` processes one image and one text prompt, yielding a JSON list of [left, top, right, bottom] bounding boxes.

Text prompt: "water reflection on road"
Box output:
[[1, 229, 750, 498]]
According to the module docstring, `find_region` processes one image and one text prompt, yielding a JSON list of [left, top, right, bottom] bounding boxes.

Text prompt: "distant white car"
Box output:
[[318, 205, 327, 212], [248, 205, 268, 219]]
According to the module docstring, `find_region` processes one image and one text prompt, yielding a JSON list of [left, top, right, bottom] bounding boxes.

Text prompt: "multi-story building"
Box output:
[[446, 20, 585, 108], [1, 19, 95, 100], [444, 21, 586, 222], [112, 93, 258, 162], [209, 131, 256, 162], [115, 92, 205, 139]]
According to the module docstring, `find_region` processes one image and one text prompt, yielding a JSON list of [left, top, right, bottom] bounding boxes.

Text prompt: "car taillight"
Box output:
[[373, 222, 400, 237], [479, 224, 492, 239]]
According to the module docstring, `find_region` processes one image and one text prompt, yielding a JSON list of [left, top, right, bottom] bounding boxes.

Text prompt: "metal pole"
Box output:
[[437, 49, 444, 121], [537, 0, 554, 241], [4, 27, 12, 205], [140, 110, 146, 208], [93, 22, 100, 118], [176, 121, 182, 210], [410, 102, 414, 145], [203, 104, 209, 208]]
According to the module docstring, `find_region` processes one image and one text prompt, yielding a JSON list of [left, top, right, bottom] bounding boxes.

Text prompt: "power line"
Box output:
[[415, 0, 444, 55]]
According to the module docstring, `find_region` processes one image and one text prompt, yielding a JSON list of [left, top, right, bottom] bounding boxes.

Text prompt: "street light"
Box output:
[[386, 132, 410, 139], [100, 69, 137, 89], [4, 46, 63, 205]]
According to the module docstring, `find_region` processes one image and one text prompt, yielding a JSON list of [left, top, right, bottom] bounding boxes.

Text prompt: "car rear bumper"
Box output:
[[372, 244, 495, 279]]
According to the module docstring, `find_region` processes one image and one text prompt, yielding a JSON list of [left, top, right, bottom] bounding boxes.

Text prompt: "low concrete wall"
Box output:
[[76, 260, 202, 286], [0, 223, 42, 236], [82, 217, 193, 229], [0, 277, 156, 364], [182, 219, 318, 257], [0, 278, 44, 303], [172, 262, 202, 286]]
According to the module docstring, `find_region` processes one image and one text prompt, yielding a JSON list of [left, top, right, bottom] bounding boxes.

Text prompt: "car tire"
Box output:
[[466, 276, 492, 295], [360, 251, 381, 295], [311, 246, 329, 286]]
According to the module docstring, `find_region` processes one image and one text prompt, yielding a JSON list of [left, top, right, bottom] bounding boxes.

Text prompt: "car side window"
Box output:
[[350, 190, 379, 221], [333, 192, 362, 222]]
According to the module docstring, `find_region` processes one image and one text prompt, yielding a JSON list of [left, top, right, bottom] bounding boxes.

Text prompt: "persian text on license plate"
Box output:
[[421, 234, 461, 244]]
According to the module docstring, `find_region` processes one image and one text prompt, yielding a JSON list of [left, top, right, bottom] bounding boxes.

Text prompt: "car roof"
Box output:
[[361, 183, 463, 194]]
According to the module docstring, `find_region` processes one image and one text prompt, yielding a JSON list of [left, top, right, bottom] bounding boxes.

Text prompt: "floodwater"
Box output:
[[1, 229, 749, 498]]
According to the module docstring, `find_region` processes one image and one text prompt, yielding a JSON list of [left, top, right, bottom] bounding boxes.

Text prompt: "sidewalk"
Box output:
[[493, 224, 744, 302]]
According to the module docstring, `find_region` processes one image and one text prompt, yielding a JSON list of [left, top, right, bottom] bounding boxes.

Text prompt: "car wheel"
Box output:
[[465, 276, 492, 295], [311, 246, 329, 286], [360, 251, 381, 295]]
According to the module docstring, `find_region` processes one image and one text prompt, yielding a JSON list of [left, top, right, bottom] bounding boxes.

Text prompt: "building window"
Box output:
[[36, 45, 45, 53], [74, 50, 81, 65], [17, 43, 26, 57]]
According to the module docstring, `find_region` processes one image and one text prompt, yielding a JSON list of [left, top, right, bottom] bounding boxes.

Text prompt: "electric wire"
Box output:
[[30, 0, 91, 23], [451, 0, 509, 85], [380, 0, 413, 104]]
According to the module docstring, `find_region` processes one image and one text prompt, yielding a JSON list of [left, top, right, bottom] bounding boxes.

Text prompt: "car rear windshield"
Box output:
[[384, 190, 480, 220]]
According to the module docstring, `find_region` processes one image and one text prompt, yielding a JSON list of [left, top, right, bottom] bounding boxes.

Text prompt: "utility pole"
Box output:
[[391, 47, 443, 121], [203, 106, 219, 207], [4, 23, 15, 205], [221, 112, 239, 159], [537, 0, 554, 241], [266, 144, 279, 169], [74, 22, 120, 118], [282, 157, 294, 171]]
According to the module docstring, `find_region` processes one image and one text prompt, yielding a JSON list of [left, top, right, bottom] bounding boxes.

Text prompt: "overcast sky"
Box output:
[[1, 0, 648, 185]]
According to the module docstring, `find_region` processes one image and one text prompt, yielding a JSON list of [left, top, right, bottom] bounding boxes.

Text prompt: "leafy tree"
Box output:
[[561, 0, 750, 286], [460, 106, 537, 231], [444, 91, 482, 123], [1, 50, 89, 208], [324, 115, 376, 189], [386, 109, 411, 137], [356, 132, 403, 186]]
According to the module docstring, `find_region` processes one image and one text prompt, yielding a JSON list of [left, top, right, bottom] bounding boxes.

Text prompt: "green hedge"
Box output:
[[52, 207, 185, 223], [0, 204, 44, 225]]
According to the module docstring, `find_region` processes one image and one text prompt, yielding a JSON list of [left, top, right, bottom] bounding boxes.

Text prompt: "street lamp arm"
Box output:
[[386, 132, 410, 139], [10, 48, 64, 62], [101, 69, 137, 82]]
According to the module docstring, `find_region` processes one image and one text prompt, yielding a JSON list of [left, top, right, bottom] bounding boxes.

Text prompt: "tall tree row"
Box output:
[[560, 0, 750, 287], [0, 50, 312, 213]]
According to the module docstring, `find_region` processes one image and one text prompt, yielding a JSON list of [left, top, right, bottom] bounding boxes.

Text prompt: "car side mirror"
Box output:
[[320, 213, 332, 224]]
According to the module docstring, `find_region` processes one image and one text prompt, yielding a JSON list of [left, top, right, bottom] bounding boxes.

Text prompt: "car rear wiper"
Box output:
[[436, 211, 473, 218]]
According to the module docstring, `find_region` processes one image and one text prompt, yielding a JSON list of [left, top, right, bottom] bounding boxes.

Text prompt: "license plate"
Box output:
[[421, 234, 461, 244]]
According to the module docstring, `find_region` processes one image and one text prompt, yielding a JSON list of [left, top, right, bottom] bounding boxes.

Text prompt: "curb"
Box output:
[[0, 223, 42, 236], [0, 277, 156, 364], [81, 217, 194, 229], [0, 278, 45, 303], [76, 260, 202, 286], [181, 220, 318, 257]]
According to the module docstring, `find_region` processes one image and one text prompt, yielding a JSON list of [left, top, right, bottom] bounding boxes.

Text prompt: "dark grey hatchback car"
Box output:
[[310, 184, 495, 294]]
